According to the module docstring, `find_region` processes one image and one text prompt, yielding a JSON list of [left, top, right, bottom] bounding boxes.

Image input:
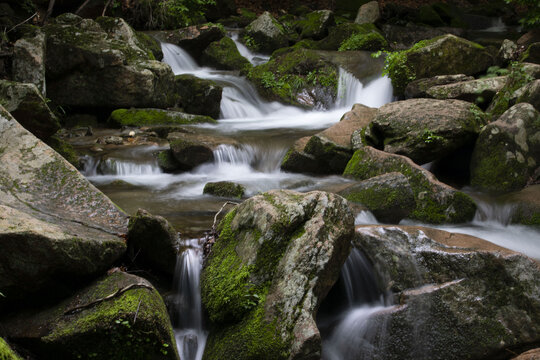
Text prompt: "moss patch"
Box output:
[[203, 181, 245, 198], [202, 37, 252, 72], [45, 135, 80, 168], [0, 338, 22, 360], [338, 29, 387, 51], [108, 108, 216, 127]]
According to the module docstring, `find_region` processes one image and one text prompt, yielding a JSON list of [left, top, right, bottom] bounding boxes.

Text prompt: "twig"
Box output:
[[75, 0, 93, 15], [133, 294, 142, 323], [7, 12, 37, 33], [203, 201, 239, 258], [212, 201, 239, 234], [102, 0, 113, 16], [43, 0, 56, 24], [64, 283, 153, 315]]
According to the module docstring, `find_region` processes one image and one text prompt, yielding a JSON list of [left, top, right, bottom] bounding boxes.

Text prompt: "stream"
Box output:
[[78, 32, 540, 359]]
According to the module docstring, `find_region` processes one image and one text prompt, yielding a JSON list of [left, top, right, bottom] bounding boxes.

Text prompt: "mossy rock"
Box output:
[[201, 190, 354, 360], [135, 32, 163, 61], [175, 74, 223, 119], [157, 150, 182, 172], [203, 181, 245, 198], [521, 42, 540, 64], [247, 48, 338, 108], [243, 12, 289, 54], [2, 272, 179, 360], [169, 137, 214, 169], [297, 10, 335, 40], [0, 338, 22, 360], [338, 30, 387, 51], [318, 22, 381, 51], [343, 146, 476, 224], [202, 37, 252, 72], [45, 135, 80, 168], [108, 108, 216, 127], [415, 5, 446, 27]]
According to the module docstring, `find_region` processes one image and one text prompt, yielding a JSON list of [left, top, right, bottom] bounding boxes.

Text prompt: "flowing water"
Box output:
[[78, 36, 540, 359]]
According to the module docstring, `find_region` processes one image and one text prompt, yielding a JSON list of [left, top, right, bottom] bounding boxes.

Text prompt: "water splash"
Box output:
[[336, 68, 394, 109]]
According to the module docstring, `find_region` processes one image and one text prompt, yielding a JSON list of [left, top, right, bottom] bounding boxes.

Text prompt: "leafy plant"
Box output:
[[504, 0, 540, 29], [421, 129, 444, 143], [373, 50, 416, 94], [243, 35, 258, 51]]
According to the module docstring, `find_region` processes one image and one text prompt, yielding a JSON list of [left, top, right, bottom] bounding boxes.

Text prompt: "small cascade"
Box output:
[[354, 211, 379, 225], [172, 239, 207, 360], [484, 17, 508, 32], [321, 248, 389, 360], [473, 199, 516, 226], [162, 43, 199, 74], [212, 144, 286, 173], [98, 159, 162, 176], [228, 31, 270, 65], [336, 68, 394, 109]]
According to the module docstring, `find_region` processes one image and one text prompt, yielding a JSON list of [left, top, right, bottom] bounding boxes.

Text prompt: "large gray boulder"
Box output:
[[244, 12, 288, 54], [0, 107, 127, 301], [343, 146, 476, 224], [426, 76, 507, 105], [365, 99, 487, 165], [298, 10, 335, 40], [516, 79, 540, 112], [470, 103, 540, 193], [352, 225, 540, 359], [44, 14, 175, 108], [12, 27, 46, 96], [355, 1, 380, 25], [1, 271, 179, 360], [201, 190, 354, 360], [0, 80, 60, 140]]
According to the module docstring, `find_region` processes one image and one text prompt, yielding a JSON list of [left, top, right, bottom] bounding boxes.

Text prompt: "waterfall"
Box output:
[[336, 68, 394, 109], [228, 31, 270, 66], [473, 200, 516, 225], [321, 248, 389, 360], [172, 239, 207, 360], [98, 159, 162, 176], [162, 43, 199, 73]]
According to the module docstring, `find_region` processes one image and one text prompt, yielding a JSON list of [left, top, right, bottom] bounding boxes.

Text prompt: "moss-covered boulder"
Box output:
[[297, 10, 335, 40], [201, 190, 354, 360], [155, 24, 226, 60], [247, 48, 338, 108], [0, 338, 21, 360], [522, 42, 540, 64], [157, 150, 182, 173], [201, 36, 252, 72], [169, 136, 214, 170], [0, 80, 60, 140], [425, 76, 507, 106], [243, 12, 289, 54], [45, 135, 80, 168], [386, 34, 493, 95], [353, 225, 540, 359], [1, 271, 179, 360], [404, 74, 474, 99], [0, 107, 127, 302], [318, 23, 383, 51], [203, 181, 245, 198], [505, 185, 540, 226], [175, 74, 223, 119], [365, 99, 487, 165], [338, 29, 387, 52], [355, 1, 380, 25], [470, 103, 540, 193], [516, 79, 540, 112], [381, 23, 465, 51], [44, 14, 175, 108], [282, 104, 377, 174], [343, 146, 476, 224], [12, 27, 46, 96], [127, 209, 179, 275], [109, 108, 216, 127], [339, 172, 415, 223]]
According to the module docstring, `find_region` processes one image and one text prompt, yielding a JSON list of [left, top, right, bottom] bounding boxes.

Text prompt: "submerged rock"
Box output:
[[127, 209, 179, 275], [339, 172, 415, 223], [0, 107, 127, 302], [203, 181, 245, 199], [471, 103, 540, 193], [169, 136, 214, 170], [343, 146, 476, 224], [244, 11, 289, 54], [0, 80, 60, 140], [108, 108, 216, 127], [353, 225, 540, 359], [201, 190, 354, 360], [365, 99, 487, 164], [2, 271, 179, 360]]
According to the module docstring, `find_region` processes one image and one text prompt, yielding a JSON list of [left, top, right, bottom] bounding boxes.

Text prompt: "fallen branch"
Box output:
[[133, 294, 142, 323], [64, 283, 153, 315], [102, 0, 113, 16], [211, 201, 239, 235], [7, 12, 37, 33], [75, 0, 93, 15]]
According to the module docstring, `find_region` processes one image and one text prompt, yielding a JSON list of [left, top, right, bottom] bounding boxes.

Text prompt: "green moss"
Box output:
[[0, 338, 22, 360], [338, 30, 387, 52], [157, 150, 180, 173], [203, 181, 245, 198], [318, 23, 378, 50], [135, 32, 163, 61], [203, 37, 252, 72], [108, 108, 216, 127], [46, 136, 80, 168], [297, 10, 334, 40]]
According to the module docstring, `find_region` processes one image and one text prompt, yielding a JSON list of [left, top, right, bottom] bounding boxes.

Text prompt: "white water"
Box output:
[[172, 239, 207, 360], [228, 31, 270, 65]]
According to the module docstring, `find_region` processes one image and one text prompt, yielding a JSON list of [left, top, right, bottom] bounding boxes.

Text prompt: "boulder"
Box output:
[[108, 108, 216, 128], [12, 27, 46, 96], [44, 15, 175, 108], [0, 80, 60, 140], [1, 271, 179, 360], [343, 146, 476, 224], [337, 27, 387, 52], [470, 103, 540, 193], [281, 104, 377, 174], [157, 150, 181, 173], [0, 107, 127, 301], [169, 136, 214, 170], [404, 74, 474, 99], [425, 76, 507, 106], [388, 34, 493, 94], [338, 172, 415, 223], [319, 23, 383, 51], [201, 190, 354, 360], [247, 48, 338, 108], [353, 225, 540, 359], [365, 99, 487, 165], [155, 24, 226, 60], [175, 74, 223, 119], [498, 39, 519, 64], [381, 24, 465, 51], [516, 79, 540, 112], [506, 185, 540, 226], [298, 10, 335, 40], [522, 42, 540, 64], [127, 209, 179, 275], [203, 181, 245, 198], [513, 349, 540, 360], [355, 1, 380, 25], [0, 338, 21, 360], [201, 37, 252, 72], [45, 135, 80, 168], [244, 11, 289, 54]]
